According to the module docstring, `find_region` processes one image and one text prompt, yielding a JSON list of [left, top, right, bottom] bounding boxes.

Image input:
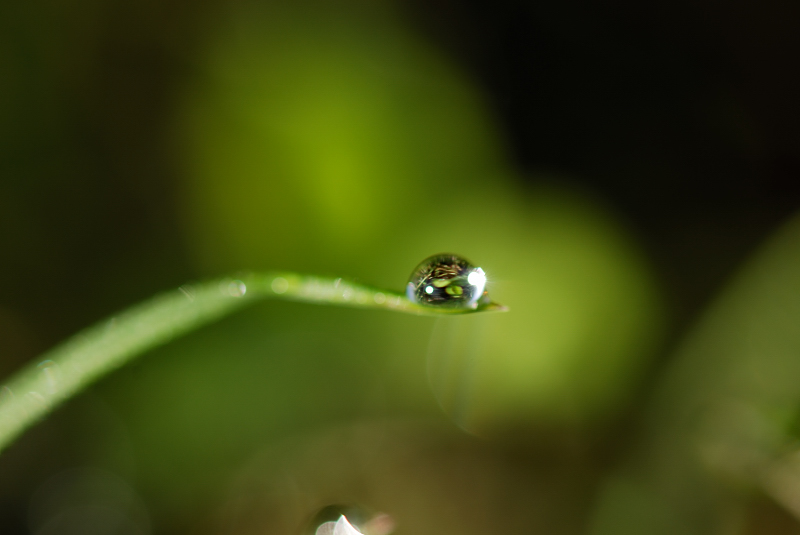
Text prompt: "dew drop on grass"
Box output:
[[178, 284, 196, 301], [406, 254, 488, 309], [25, 391, 48, 409], [37, 360, 60, 394]]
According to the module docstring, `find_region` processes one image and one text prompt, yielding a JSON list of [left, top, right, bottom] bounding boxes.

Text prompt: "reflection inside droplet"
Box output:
[[315, 520, 337, 535], [407, 254, 488, 309], [227, 280, 247, 297], [25, 391, 48, 408]]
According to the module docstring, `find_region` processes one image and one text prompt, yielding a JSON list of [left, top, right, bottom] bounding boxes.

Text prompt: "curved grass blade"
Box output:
[[0, 271, 505, 453]]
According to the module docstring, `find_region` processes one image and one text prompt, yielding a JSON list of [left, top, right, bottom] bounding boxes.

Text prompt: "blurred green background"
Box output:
[[1, 0, 800, 534]]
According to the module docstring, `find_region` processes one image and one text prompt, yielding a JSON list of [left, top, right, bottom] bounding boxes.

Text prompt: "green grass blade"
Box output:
[[0, 271, 504, 453]]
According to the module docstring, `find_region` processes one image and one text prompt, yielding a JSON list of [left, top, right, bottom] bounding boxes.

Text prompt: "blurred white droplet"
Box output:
[[316, 521, 337, 535], [334, 515, 364, 535], [306, 505, 377, 535]]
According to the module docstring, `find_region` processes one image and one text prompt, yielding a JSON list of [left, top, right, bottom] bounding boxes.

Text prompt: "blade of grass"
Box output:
[[0, 271, 504, 454]]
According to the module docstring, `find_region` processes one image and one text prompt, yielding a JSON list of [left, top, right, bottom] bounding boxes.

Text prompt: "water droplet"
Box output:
[[342, 287, 353, 300], [0, 386, 14, 403], [178, 284, 196, 301], [271, 277, 289, 294], [373, 292, 386, 304], [406, 254, 488, 309], [306, 505, 363, 535], [226, 280, 247, 297], [25, 391, 48, 409], [37, 360, 60, 394], [315, 521, 337, 535]]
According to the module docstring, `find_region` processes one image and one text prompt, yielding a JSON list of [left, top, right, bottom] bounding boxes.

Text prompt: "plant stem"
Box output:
[[0, 271, 504, 454]]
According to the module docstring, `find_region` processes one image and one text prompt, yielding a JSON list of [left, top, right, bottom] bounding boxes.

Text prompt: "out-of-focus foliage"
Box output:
[[177, 1, 662, 435], [656, 213, 800, 481], [1, 0, 800, 533], [176, 2, 505, 280], [590, 212, 800, 535]]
